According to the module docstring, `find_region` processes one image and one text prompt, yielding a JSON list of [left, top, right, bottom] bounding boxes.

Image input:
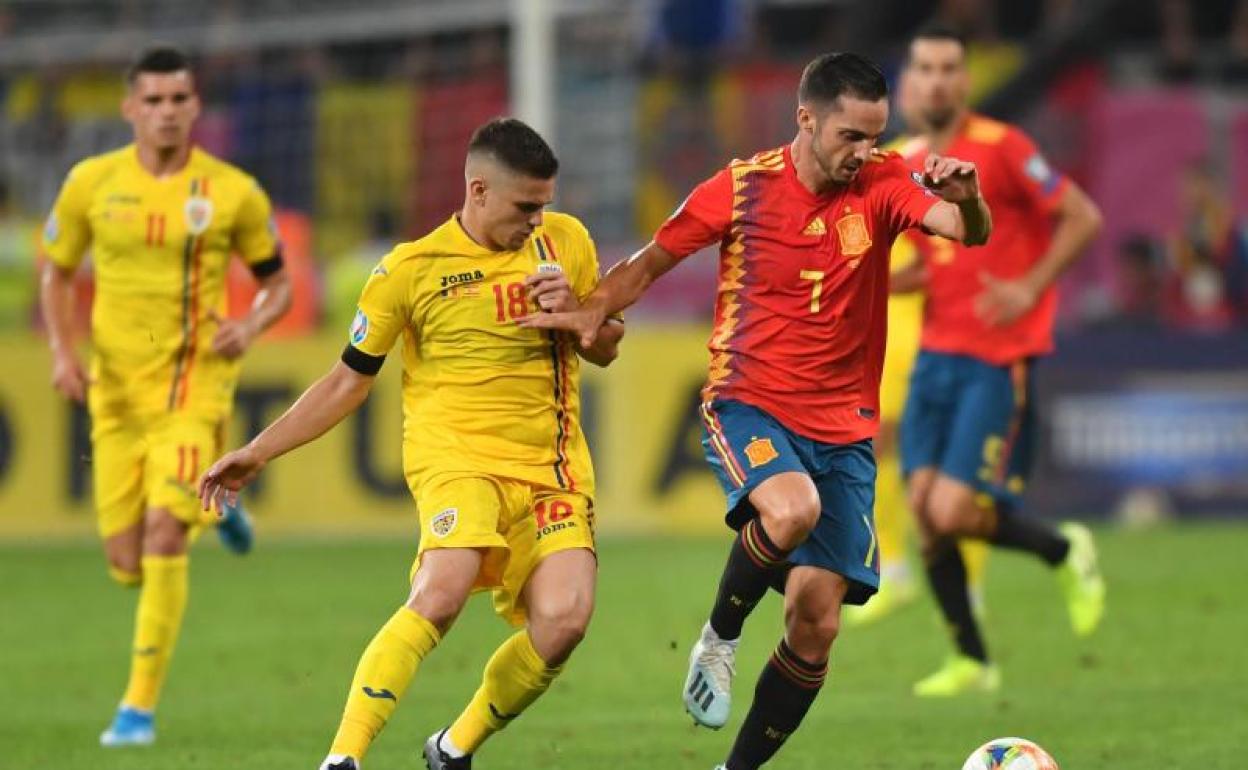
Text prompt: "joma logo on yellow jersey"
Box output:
[[439, 269, 486, 299], [440, 270, 486, 289]]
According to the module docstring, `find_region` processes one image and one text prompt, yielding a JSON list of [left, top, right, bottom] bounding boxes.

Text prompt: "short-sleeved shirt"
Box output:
[[655, 144, 940, 444], [343, 212, 602, 496], [901, 114, 1070, 364], [42, 144, 281, 420]]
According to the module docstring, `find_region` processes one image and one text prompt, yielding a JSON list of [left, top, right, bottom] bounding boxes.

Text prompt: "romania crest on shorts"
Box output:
[[430, 507, 458, 538], [835, 212, 872, 257], [744, 438, 779, 468], [184, 195, 214, 236]]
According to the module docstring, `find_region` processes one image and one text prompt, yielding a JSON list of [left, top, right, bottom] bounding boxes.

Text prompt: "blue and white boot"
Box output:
[[99, 705, 154, 747], [216, 496, 255, 554], [682, 622, 737, 729]]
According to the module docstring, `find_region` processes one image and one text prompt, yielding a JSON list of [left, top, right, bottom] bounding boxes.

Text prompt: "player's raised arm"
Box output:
[[919, 153, 992, 246], [198, 360, 375, 511]]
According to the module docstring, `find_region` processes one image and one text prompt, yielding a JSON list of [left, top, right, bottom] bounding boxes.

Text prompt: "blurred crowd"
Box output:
[[0, 0, 1247, 335]]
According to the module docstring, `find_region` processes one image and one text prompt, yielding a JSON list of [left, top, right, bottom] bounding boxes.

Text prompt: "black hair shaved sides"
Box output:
[[126, 45, 193, 85], [797, 52, 888, 108], [467, 118, 559, 179]]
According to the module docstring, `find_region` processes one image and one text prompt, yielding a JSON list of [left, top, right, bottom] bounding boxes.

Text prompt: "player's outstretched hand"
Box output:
[[199, 446, 266, 514], [975, 271, 1038, 327], [923, 154, 980, 203], [51, 350, 90, 402], [524, 272, 580, 313], [517, 306, 605, 349], [209, 310, 257, 360]]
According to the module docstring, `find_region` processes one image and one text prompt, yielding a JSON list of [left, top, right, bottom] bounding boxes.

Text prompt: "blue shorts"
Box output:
[[700, 399, 879, 605], [899, 351, 1036, 506]]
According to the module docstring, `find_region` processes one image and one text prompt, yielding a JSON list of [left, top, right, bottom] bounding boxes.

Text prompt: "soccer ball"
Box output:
[[961, 737, 1058, 770]]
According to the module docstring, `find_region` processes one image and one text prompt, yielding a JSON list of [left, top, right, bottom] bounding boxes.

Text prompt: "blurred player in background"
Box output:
[[39, 46, 291, 746], [521, 52, 990, 770], [846, 68, 991, 628], [893, 26, 1106, 697], [200, 118, 623, 770]]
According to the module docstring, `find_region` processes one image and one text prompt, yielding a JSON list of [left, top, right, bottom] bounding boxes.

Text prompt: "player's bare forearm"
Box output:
[[576, 318, 624, 367], [244, 269, 293, 339], [586, 241, 680, 320], [956, 195, 992, 246], [39, 261, 78, 357], [247, 361, 374, 463], [1021, 183, 1103, 295]]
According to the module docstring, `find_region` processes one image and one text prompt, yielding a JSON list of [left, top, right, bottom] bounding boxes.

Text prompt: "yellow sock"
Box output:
[[446, 630, 561, 754], [109, 565, 143, 587], [960, 538, 990, 592], [121, 554, 189, 712], [329, 607, 441, 759], [874, 452, 912, 575]]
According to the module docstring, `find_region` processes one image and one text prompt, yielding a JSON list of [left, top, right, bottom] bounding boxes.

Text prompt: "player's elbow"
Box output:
[[1063, 184, 1104, 243], [1079, 197, 1104, 241]]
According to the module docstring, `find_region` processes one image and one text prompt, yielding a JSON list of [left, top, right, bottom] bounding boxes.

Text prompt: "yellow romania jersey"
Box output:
[[42, 144, 280, 421], [346, 212, 602, 498]]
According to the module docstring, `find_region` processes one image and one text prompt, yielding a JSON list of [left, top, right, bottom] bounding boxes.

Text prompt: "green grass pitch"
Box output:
[[5, 523, 1245, 768]]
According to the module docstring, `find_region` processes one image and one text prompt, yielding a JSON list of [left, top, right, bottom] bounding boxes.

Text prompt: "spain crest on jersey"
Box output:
[[184, 195, 214, 235], [744, 438, 779, 468], [835, 212, 872, 257]]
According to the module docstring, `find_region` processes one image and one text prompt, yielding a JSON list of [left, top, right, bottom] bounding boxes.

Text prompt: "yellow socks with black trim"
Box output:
[[329, 607, 441, 760], [444, 630, 562, 756], [120, 554, 189, 711]]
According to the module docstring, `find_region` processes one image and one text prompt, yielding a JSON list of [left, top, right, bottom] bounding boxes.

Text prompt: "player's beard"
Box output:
[[923, 104, 957, 131]]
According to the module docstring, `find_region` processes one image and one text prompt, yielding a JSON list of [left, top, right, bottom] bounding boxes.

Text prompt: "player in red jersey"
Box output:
[[894, 26, 1107, 697], [521, 52, 990, 770]]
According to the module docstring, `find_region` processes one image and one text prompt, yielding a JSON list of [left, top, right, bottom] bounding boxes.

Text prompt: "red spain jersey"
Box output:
[[900, 114, 1070, 365], [655, 144, 939, 444]]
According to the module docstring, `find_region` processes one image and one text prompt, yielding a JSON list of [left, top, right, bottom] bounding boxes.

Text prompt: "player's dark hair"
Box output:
[[125, 45, 193, 86], [467, 117, 559, 179], [911, 22, 970, 55], [798, 52, 888, 109]]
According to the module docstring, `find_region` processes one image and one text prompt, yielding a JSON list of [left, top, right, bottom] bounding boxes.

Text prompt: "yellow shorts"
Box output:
[[91, 410, 221, 539], [411, 473, 596, 626]]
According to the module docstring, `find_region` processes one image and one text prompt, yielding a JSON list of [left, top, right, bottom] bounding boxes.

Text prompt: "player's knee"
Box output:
[[407, 585, 470, 631], [529, 597, 594, 660], [142, 510, 189, 556], [926, 492, 974, 538], [760, 495, 820, 548], [786, 609, 840, 653]]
